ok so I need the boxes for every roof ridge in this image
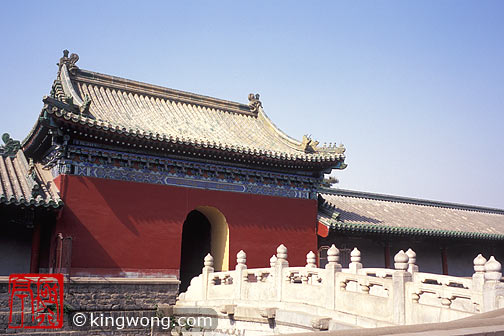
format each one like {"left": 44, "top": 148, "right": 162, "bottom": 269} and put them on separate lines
{"left": 319, "top": 187, "right": 504, "bottom": 215}
{"left": 71, "top": 68, "right": 256, "bottom": 116}
{"left": 55, "top": 49, "right": 256, "bottom": 116}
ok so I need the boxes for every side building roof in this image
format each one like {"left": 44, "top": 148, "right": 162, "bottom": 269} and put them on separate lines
{"left": 0, "top": 134, "right": 62, "bottom": 208}
{"left": 318, "top": 188, "right": 504, "bottom": 240}
{"left": 24, "top": 50, "right": 346, "bottom": 172}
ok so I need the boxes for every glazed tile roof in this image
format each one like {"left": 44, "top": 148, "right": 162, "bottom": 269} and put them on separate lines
{"left": 26, "top": 51, "right": 346, "bottom": 169}
{"left": 0, "top": 135, "right": 62, "bottom": 208}
{"left": 318, "top": 188, "right": 504, "bottom": 240}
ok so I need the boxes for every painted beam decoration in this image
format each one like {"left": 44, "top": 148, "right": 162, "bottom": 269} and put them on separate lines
{"left": 49, "top": 142, "right": 320, "bottom": 200}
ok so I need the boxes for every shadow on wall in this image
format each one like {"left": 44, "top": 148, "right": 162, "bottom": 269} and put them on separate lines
{"left": 62, "top": 175, "right": 183, "bottom": 275}
{"left": 57, "top": 205, "right": 121, "bottom": 276}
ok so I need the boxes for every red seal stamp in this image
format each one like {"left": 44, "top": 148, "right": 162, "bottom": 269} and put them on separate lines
{"left": 8, "top": 274, "right": 64, "bottom": 329}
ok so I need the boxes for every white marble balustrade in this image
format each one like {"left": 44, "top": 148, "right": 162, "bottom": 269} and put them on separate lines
{"left": 177, "top": 244, "right": 503, "bottom": 327}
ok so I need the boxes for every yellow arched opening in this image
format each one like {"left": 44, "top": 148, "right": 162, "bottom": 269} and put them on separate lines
{"left": 195, "top": 206, "right": 229, "bottom": 271}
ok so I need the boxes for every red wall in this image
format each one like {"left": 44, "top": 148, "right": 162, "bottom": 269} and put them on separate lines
{"left": 53, "top": 175, "right": 317, "bottom": 277}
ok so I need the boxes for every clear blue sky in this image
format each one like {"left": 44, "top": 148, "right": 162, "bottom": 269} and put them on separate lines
{"left": 1, "top": 1, "right": 503, "bottom": 208}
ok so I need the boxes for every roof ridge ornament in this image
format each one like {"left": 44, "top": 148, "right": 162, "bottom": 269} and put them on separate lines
{"left": 80, "top": 94, "right": 92, "bottom": 114}
{"left": 0, "top": 133, "right": 21, "bottom": 157}
{"left": 248, "top": 93, "right": 262, "bottom": 113}
{"left": 301, "top": 135, "right": 319, "bottom": 153}
{"left": 27, "top": 158, "right": 43, "bottom": 198}
{"left": 319, "top": 142, "right": 346, "bottom": 155}
{"left": 57, "top": 49, "right": 79, "bottom": 75}
{"left": 321, "top": 176, "right": 339, "bottom": 188}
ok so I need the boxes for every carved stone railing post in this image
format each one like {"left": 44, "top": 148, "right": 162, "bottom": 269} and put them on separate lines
{"left": 236, "top": 250, "right": 247, "bottom": 270}
{"left": 482, "top": 256, "right": 502, "bottom": 312}
{"left": 349, "top": 248, "right": 362, "bottom": 274}
{"left": 484, "top": 256, "right": 502, "bottom": 282}
{"left": 275, "top": 244, "right": 288, "bottom": 301}
{"left": 472, "top": 254, "right": 487, "bottom": 290}
{"left": 306, "top": 251, "right": 317, "bottom": 268}
{"left": 270, "top": 255, "right": 277, "bottom": 268}
{"left": 235, "top": 250, "right": 247, "bottom": 300}
{"left": 276, "top": 244, "right": 289, "bottom": 267}
{"left": 325, "top": 244, "right": 341, "bottom": 271}
{"left": 202, "top": 253, "right": 214, "bottom": 300}
{"left": 392, "top": 250, "right": 411, "bottom": 325}
{"left": 324, "top": 245, "right": 341, "bottom": 310}
{"left": 406, "top": 248, "right": 418, "bottom": 274}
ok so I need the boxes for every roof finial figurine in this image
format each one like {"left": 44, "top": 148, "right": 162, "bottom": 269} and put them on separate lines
{"left": 0, "top": 133, "right": 21, "bottom": 157}
{"left": 57, "top": 49, "right": 80, "bottom": 74}
{"left": 321, "top": 176, "right": 339, "bottom": 188}
{"left": 80, "top": 94, "right": 92, "bottom": 114}
{"left": 248, "top": 93, "right": 262, "bottom": 113}
{"left": 301, "top": 135, "right": 319, "bottom": 153}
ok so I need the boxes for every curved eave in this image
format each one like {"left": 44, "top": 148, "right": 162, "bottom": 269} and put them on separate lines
{"left": 258, "top": 108, "right": 306, "bottom": 151}
{"left": 43, "top": 101, "right": 347, "bottom": 171}
{"left": 22, "top": 117, "right": 44, "bottom": 153}
{"left": 21, "top": 110, "right": 56, "bottom": 160}
{"left": 320, "top": 218, "right": 504, "bottom": 241}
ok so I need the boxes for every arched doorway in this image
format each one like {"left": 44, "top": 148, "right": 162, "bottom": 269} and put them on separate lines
{"left": 179, "top": 207, "right": 229, "bottom": 292}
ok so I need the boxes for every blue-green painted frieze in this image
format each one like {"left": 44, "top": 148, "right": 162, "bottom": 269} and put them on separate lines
{"left": 50, "top": 144, "right": 319, "bottom": 200}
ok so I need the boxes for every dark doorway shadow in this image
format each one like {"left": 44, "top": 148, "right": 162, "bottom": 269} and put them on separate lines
{"left": 179, "top": 210, "right": 211, "bottom": 292}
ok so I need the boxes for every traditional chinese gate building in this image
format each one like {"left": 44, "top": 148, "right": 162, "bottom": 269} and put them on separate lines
{"left": 5, "top": 50, "right": 503, "bottom": 285}
{"left": 21, "top": 51, "right": 346, "bottom": 289}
